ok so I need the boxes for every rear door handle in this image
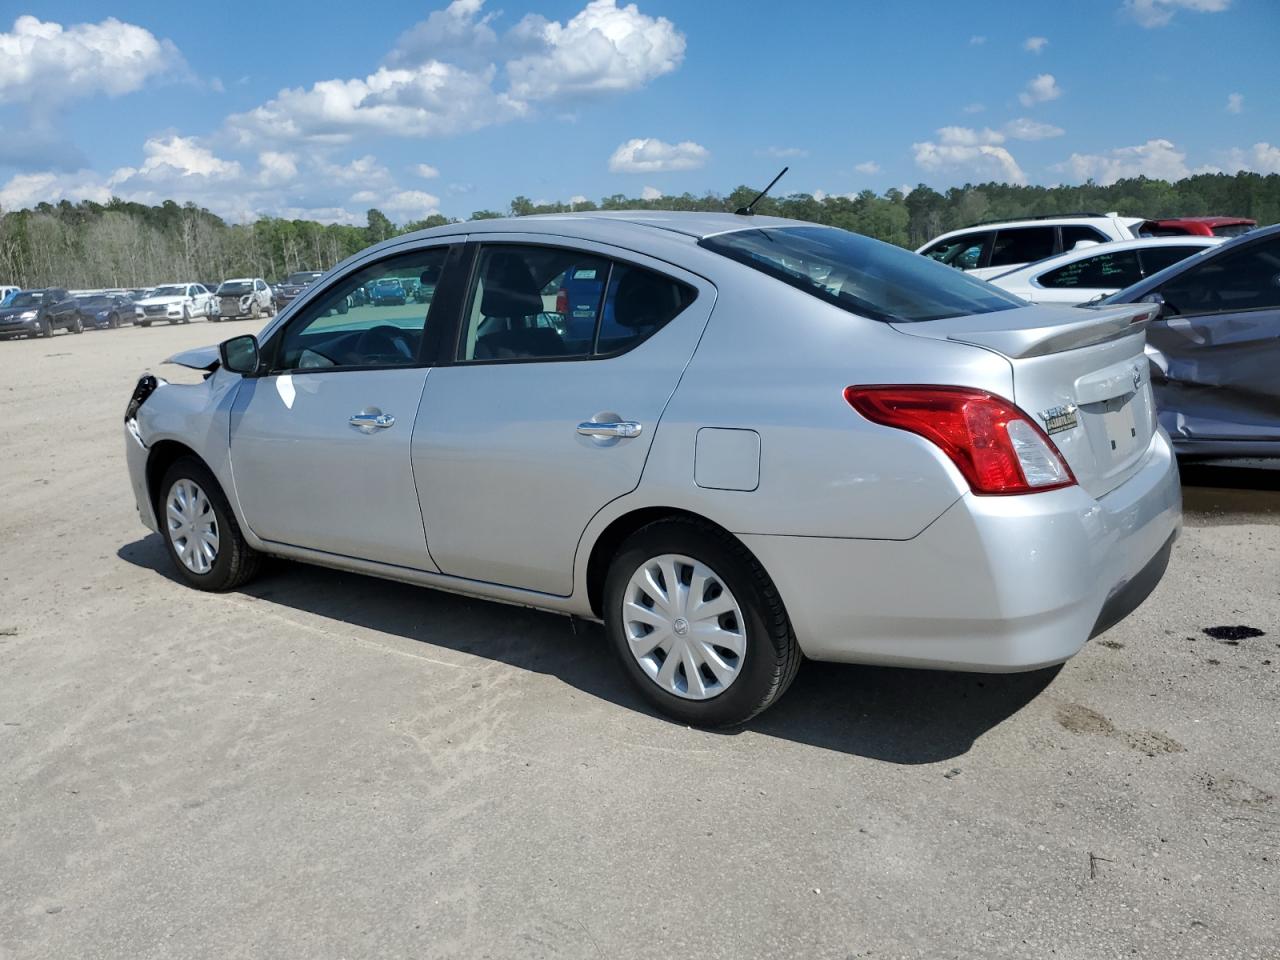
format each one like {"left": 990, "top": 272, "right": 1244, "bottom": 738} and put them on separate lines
{"left": 349, "top": 412, "right": 396, "bottom": 430}
{"left": 577, "top": 420, "right": 642, "bottom": 439}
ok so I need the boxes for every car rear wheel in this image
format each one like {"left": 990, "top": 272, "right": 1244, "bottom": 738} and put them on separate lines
{"left": 140, "top": 320, "right": 151, "bottom": 328}
{"left": 40, "top": 318, "right": 52, "bottom": 338}
{"left": 159, "top": 457, "right": 262, "bottom": 592}
{"left": 109, "top": 313, "right": 120, "bottom": 329}
{"left": 603, "top": 518, "right": 801, "bottom": 727}
{"left": 71, "top": 315, "right": 83, "bottom": 334}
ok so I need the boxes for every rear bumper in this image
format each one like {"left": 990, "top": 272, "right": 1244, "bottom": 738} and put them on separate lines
{"left": 743, "top": 430, "right": 1182, "bottom": 671}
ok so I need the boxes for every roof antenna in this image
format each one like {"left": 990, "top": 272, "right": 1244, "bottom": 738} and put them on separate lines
{"left": 734, "top": 166, "right": 789, "bottom": 216}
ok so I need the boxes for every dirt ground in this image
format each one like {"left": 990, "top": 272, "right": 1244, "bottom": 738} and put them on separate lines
{"left": 1, "top": 321, "right": 1277, "bottom": 960}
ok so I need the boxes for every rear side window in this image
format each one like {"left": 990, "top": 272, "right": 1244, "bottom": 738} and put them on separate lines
{"left": 1212, "top": 223, "right": 1254, "bottom": 238}
{"left": 701, "top": 226, "right": 1023, "bottom": 323}
{"left": 1061, "top": 225, "right": 1109, "bottom": 249}
{"left": 1138, "top": 246, "right": 1207, "bottom": 276}
{"left": 1039, "top": 250, "right": 1142, "bottom": 289}
{"left": 989, "top": 227, "right": 1056, "bottom": 268}
{"left": 459, "top": 245, "right": 695, "bottom": 362}
{"left": 922, "top": 232, "right": 990, "bottom": 270}
{"left": 1158, "top": 237, "right": 1280, "bottom": 316}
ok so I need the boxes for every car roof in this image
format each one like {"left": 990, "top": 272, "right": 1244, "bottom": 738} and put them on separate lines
{"left": 396, "top": 210, "right": 806, "bottom": 244}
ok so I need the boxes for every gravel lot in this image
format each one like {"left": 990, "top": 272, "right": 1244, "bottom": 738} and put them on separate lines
{"left": 1, "top": 321, "right": 1277, "bottom": 960}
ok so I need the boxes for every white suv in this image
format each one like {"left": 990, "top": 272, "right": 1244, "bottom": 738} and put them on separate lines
{"left": 212, "top": 278, "right": 274, "bottom": 321}
{"left": 917, "top": 213, "right": 1147, "bottom": 280}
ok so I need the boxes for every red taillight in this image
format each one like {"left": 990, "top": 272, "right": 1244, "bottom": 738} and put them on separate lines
{"left": 843, "top": 385, "right": 1076, "bottom": 496}
{"left": 555, "top": 288, "right": 569, "bottom": 314}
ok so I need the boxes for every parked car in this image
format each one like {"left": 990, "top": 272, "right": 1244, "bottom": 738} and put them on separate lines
{"left": 213, "top": 278, "right": 275, "bottom": 322}
{"left": 135, "top": 283, "right": 215, "bottom": 326}
{"left": 0, "top": 288, "right": 83, "bottom": 337}
{"left": 918, "top": 212, "right": 1147, "bottom": 280}
{"left": 123, "top": 212, "right": 1180, "bottom": 726}
{"left": 0, "top": 285, "right": 20, "bottom": 305}
{"left": 368, "top": 277, "right": 407, "bottom": 305}
{"left": 272, "top": 271, "right": 324, "bottom": 310}
{"left": 1142, "top": 216, "right": 1256, "bottom": 239}
{"left": 1101, "top": 222, "right": 1280, "bottom": 459}
{"left": 72, "top": 292, "right": 138, "bottom": 329}
{"left": 987, "top": 237, "right": 1221, "bottom": 305}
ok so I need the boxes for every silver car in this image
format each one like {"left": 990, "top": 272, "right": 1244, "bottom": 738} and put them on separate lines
{"left": 123, "top": 212, "right": 1182, "bottom": 726}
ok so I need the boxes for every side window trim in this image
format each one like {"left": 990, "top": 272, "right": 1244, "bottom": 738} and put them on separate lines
{"left": 260, "top": 241, "right": 464, "bottom": 375}
{"left": 445, "top": 238, "right": 698, "bottom": 367}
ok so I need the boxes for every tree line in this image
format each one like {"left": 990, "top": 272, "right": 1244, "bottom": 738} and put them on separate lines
{"left": 1, "top": 171, "right": 1276, "bottom": 290}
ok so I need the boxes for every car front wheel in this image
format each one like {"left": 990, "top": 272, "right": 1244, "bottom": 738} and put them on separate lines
{"left": 603, "top": 518, "right": 801, "bottom": 727}
{"left": 159, "top": 457, "right": 261, "bottom": 592}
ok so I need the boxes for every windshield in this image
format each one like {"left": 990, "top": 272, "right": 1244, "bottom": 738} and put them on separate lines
{"left": 79, "top": 295, "right": 115, "bottom": 307}
{"left": 10, "top": 292, "right": 46, "bottom": 307}
{"left": 217, "top": 281, "right": 253, "bottom": 295}
{"left": 700, "top": 226, "right": 1024, "bottom": 322}
{"left": 151, "top": 285, "right": 185, "bottom": 297}
{"left": 285, "top": 272, "right": 322, "bottom": 285}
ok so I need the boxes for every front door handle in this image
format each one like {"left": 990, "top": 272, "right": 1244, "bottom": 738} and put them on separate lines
{"left": 349, "top": 412, "right": 396, "bottom": 431}
{"left": 577, "top": 420, "right": 642, "bottom": 439}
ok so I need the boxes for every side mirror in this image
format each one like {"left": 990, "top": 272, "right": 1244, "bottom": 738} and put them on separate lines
{"left": 1139, "top": 291, "right": 1171, "bottom": 319}
{"left": 220, "top": 334, "right": 261, "bottom": 376}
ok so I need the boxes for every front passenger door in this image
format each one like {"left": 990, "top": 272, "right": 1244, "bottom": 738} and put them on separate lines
{"left": 229, "top": 243, "right": 461, "bottom": 569}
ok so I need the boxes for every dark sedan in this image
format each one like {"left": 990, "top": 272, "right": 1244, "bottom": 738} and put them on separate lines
{"left": 1103, "top": 222, "right": 1280, "bottom": 459}
{"left": 73, "top": 293, "right": 137, "bottom": 329}
{"left": 0, "top": 288, "right": 83, "bottom": 338}
{"left": 272, "top": 270, "right": 324, "bottom": 310}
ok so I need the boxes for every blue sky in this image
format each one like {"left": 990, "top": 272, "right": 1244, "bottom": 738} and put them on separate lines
{"left": 1, "top": 0, "right": 1276, "bottom": 224}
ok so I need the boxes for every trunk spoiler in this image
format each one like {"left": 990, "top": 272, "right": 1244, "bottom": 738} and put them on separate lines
{"left": 164, "top": 345, "right": 221, "bottom": 372}
{"left": 892, "top": 303, "right": 1156, "bottom": 360}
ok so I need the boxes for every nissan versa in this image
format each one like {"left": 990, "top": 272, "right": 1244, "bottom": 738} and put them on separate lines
{"left": 123, "top": 212, "right": 1182, "bottom": 726}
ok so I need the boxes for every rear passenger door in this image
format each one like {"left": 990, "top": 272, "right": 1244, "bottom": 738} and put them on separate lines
{"left": 413, "top": 237, "right": 715, "bottom": 596}
{"left": 974, "top": 226, "right": 1057, "bottom": 279}
{"left": 1031, "top": 249, "right": 1143, "bottom": 304}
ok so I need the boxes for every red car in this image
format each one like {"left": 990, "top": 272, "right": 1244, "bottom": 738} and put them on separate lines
{"left": 1143, "top": 216, "right": 1256, "bottom": 238}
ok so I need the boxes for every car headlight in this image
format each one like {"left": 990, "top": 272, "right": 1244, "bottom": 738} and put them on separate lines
{"left": 19, "top": 310, "right": 37, "bottom": 319}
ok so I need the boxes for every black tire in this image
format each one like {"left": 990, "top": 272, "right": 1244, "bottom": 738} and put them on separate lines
{"left": 603, "top": 518, "right": 801, "bottom": 727}
{"left": 71, "top": 315, "right": 83, "bottom": 334}
{"left": 181, "top": 306, "right": 191, "bottom": 324}
{"left": 40, "top": 318, "right": 52, "bottom": 338}
{"left": 140, "top": 320, "right": 151, "bottom": 328}
{"left": 109, "top": 313, "right": 120, "bottom": 329}
{"left": 157, "top": 456, "right": 262, "bottom": 592}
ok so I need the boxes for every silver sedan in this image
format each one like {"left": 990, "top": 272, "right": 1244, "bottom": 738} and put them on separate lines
{"left": 123, "top": 212, "right": 1182, "bottom": 726}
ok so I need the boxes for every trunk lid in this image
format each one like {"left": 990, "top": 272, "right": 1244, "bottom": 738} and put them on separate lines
{"left": 892, "top": 303, "right": 1159, "bottom": 498}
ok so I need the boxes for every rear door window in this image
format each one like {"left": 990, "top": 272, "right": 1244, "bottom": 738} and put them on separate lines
{"left": 1060, "top": 225, "right": 1109, "bottom": 250}
{"left": 1039, "top": 250, "right": 1142, "bottom": 289}
{"left": 989, "top": 227, "right": 1056, "bottom": 268}
{"left": 922, "top": 232, "right": 990, "bottom": 270}
{"left": 1158, "top": 237, "right": 1280, "bottom": 317}
{"left": 1139, "top": 246, "right": 1208, "bottom": 277}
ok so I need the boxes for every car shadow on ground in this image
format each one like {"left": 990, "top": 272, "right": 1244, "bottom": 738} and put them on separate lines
{"left": 1179, "top": 460, "right": 1280, "bottom": 522}
{"left": 119, "top": 533, "right": 1056, "bottom": 764}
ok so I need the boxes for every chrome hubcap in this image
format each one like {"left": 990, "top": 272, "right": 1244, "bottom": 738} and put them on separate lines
{"left": 166, "top": 479, "right": 219, "bottom": 574}
{"left": 622, "top": 553, "right": 745, "bottom": 700}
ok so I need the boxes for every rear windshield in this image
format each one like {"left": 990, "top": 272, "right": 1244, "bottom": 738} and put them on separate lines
{"left": 1212, "top": 223, "right": 1254, "bottom": 238}
{"left": 217, "top": 281, "right": 253, "bottom": 295}
{"left": 699, "top": 226, "right": 1023, "bottom": 322}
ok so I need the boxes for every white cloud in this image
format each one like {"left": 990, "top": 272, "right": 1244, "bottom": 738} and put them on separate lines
{"left": 854, "top": 161, "right": 880, "bottom": 175}
{"left": 506, "top": 0, "right": 685, "bottom": 101}
{"left": 913, "top": 132, "right": 1026, "bottom": 185}
{"left": 226, "top": 62, "right": 526, "bottom": 145}
{"left": 1024, "top": 36, "right": 1049, "bottom": 53}
{"left": 225, "top": 1, "right": 685, "bottom": 148}
{"left": 938, "top": 126, "right": 1005, "bottom": 146}
{"left": 123, "top": 135, "right": 242, "bottom": 180}
{"left": 969, "top": 35, "right": 986, "bottom": 45}
{"left": 1218, "top": 142, "right": 1280, "bottom": 175}
{"left": 1004, "top": 117, "right": 1065, "bottom": 140}
{"left": 1055, "top": 138, "right": 1190, "bottom": 184}
{"left": 569, "top": 193, "right": 589, "bottom": 204}
{"left": 1124, "top": 0, "right": 1231, "bottom": 29}
{"left": 962, "top": 102, "right": 986, "bottom": 114}
{"left": 0, "top": 170, "right": 111, "bottom": 209}
{"left": 258, "top": 151, "right": 298, "bottom": 185}
{"left": 1018, "top": 73, "right": 1062, "bottom": 107}
{"left": 1226, "top": 92, "right": 1243, "bottom": 114}
{"left": 640, "top": 185, "right": 662, "bottom": 200}
{"left": 608, "top": 137, "right": 708, "bottom": 173}
{"left": 413, "top": 163, "right": 441, "bottom": 178}
{"left": 0, "top": 14, "right": 182, "bottom": 105}
{"left": 381, "top": 190, "right": 443, "bottom": 219}
{"left": 757, "top": 146, "right": 808, "bottom": 159}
